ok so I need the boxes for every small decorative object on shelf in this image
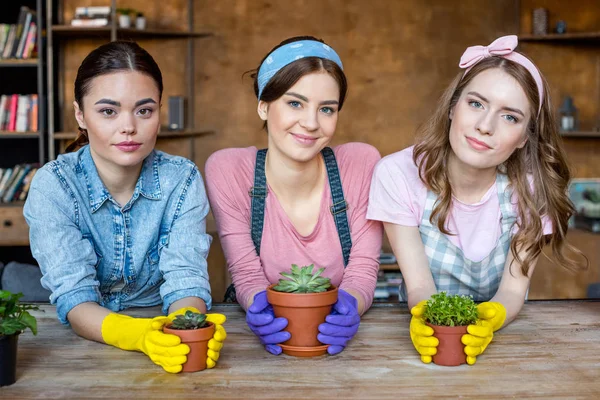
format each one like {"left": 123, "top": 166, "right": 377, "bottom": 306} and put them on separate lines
{"left": 569, "top": 179, "right": 600, "bottom": 233}
{"left": 555, "top": 20, "right": 567, "bottom": 34}
{"left": 116, "top": 8, "right": 133, "bottom": 28}
{"left": 135, "top": 12, "right": 146, "bottom": 30}
{"left": 532, "top": 8, "right": 548, "bottom": 35}
{"left": 558, "top": 96, "right": 578, "bottom": 132}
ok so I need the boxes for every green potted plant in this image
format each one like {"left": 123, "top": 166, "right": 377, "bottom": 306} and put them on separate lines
{"left": 266, "top": 264, "right": 338, "bottom": 357}
{"left": 422, "top": 292, "right": 479, "bottom": 366}
{"left": 0, "top": 290, "right": 39, "bottom": 386}
{"left": 116, "top": 8, "right": 134, "bottom": 28}
{"left": 163, "top": 310, "right": 215, "bottom": 372}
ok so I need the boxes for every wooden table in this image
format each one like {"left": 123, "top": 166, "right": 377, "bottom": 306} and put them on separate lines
{"left": 2, "top": 302, "right": 599, "bottom": 399}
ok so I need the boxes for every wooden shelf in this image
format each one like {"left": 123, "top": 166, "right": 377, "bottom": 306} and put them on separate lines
{"left": 0, "top": 131, "right": 40, "bottom": 139}
{"left": 0, "top": 201, "right": 25, "bottom": 208}
{"left": 520, "top": 32, "right": 600, "bottom": 42}
{"left": 51, "top": 25, "right": 213, "bottom": 39}
{"left": 158, "top": 129, "right": 215, "bottom": 138}
{"left": 0, "top": 59, "right": 38, "bottom": 67}
{"left": 54, "top": 129, "right": 215, "bottom": 140}
{"left": 560, "top": 130, "right": 600, "bottom": 138}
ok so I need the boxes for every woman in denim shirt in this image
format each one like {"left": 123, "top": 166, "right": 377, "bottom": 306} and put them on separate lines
{"left": 24, "top": 41, "right": 226, "bottom": 373}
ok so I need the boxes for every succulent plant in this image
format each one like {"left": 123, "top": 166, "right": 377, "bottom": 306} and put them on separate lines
{"left": 422, "top": 292, "right": 479, "bottom": 327}
{"left": 272, "top": 264, "right": 332, "bottom": 293}
{"left": 169, "top": 310, "right": 209, "bottom": 330}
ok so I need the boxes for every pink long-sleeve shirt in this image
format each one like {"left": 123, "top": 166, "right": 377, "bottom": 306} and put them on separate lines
{"left": 205, "top": 143, "right": 383, "bottom": 310}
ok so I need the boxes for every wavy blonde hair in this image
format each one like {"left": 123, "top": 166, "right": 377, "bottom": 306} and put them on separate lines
{"left": 413, "top": 56, "right": 586, "bottom": 276}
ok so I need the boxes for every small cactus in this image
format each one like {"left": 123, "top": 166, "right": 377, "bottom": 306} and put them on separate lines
{"left": 272, "top": 264, "right": 332, "bottom": 294}
{"left": 169, "top": 310, "right": 209, "bottom": 330}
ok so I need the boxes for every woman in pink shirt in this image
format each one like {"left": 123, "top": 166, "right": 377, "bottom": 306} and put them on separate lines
{"left": 368, "top": 36, "right": 585, "bottom": 365}
{"left": 205, "top": 36, "right": 382, "bottom": 355}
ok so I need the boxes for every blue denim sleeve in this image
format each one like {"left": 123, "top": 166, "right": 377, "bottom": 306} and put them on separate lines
{"left": 23, "top": 168, "right": 102, "bottom": 325}
{"left": 159, "top": 166, "right": 213, "bottom": 313}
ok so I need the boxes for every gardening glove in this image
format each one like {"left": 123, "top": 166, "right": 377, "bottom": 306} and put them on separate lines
{"left": 462, "top": 302, "right": 507, "bottom": 365}
{"left": 101, "top": 313, "right": 189, "bottom": 374}
{"left": 167, "top": 307, "right": 227, "bottom": 369}
{"left": 246, "top": 290, "right": 291, "bottom": 355}
{"left": 409, "top": 300, "right": 439, "bottom": 364}
{"left": 317, "top": 289, "right": 360, "bottom": 355}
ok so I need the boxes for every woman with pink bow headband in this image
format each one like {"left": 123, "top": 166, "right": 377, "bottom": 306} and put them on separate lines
{"left": 367, "top": 35, "right": 585, "bottom": 364}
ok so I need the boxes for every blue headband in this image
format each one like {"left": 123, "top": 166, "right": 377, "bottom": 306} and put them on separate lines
{"left": 257, "top": 40, "right": 344, "bottom": 100}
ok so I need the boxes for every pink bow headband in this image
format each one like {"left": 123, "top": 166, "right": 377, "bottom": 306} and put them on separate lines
{"left": 459, "top": 35, "right": 544, "bottom": 115}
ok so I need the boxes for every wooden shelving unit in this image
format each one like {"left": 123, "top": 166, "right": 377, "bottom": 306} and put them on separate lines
{"left": 520, "top": 31, "right": 600, "bottom": 42}
{"left": 0, "top": 58, "right": 39, "bottom": 66}
{"left": 559, "top": 130, "right": 600, "bottom": 138}
{"left": 50, "top": 25, "right": 212, "bottom": 38}
{"left": 47, "top": 0, "right": 213, "bottom": 160}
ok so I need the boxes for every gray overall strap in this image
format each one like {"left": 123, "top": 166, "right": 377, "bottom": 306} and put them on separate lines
{"left": 249, "top": 149, "right": 268, "bottom": 255}
{"left": 321, "top": 147, "right": 352, "bottom": 266}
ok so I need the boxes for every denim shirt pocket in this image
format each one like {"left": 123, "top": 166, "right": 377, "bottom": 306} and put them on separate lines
{"left": 146, "top": 232, "right": 170, "bottom": 286}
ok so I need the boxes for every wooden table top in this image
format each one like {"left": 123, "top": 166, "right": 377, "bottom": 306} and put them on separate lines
{"left": 2, "top": 301, "right": 599, "bottom": 399}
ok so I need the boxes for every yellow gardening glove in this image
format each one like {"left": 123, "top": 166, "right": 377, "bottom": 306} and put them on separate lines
{"left": 101, "top": 313, "right": 189, "bottom": 373}
{"left": 409, "top": 300, "right": 439, "bottom": 364}
{"left": 167, "top": 307, "right": 227, "bottom": 369}
{"left": 462, "top": 302, "right": 507, "bottom": 365}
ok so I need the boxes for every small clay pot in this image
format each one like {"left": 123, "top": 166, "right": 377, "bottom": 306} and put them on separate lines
{"left": 426, "top": 323, "right": 468, "bottom": 366}
{"left": 267, "top": 284, "right": 338, "bottom": 356}
{"left": 163, "top": 322, "right": 215, "bottom": 372}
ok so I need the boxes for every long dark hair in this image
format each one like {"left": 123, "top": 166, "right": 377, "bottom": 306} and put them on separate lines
{"left": 246, "top": 36, "right": 347, "bottom": 129}
{"left": 67, "top": 41, "right": 163, "bottom": 152}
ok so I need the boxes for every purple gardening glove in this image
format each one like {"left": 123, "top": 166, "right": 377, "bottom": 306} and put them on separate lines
{"left": 317, "top": 289, "right": 360, "bottom": 355}
{"left": 246, "top": 290, "right": 291, "bottom": 355}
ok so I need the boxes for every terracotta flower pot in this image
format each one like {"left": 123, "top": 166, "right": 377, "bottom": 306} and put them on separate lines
{"left": 266, "top": 283, "right": 338, "bottom": 357}
{"left": 426, "top": 323, "right": 468, "bottom": 366}
{"left": 0, "top": 334, "right": 18, "bottom": 386}
{"left": 163, "top": 322, "right": 215, "bottom": 372}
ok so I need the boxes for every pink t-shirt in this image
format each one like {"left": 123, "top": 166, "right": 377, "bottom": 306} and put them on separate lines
{"left": 367, "top": 146, "right": 551, "bottom": 262}
{"left": 205, "top": 143, "right": 383, "bottom": 309}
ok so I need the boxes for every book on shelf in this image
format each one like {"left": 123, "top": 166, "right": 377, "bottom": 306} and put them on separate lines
{"left": 0, "top": 164, "right": 37, "bottom": 203}
{"left": 0, "top": 6, "right": 38, "bottom": 60}
{"left": 0, "top": 94, "right": 38, "bottom": 133}
{"left": 71, "top": 6, "right": 111, "bottom": 27}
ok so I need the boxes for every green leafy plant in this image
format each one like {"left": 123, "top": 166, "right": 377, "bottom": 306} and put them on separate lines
{"left": 422, "top": 292, "right": 478, "bottom": 327}
{"left": 0, "top": 290, "right": 40, "bottom": 336}
{"left": 169, "top": 310, "right": 209, "bottom": 330}
{"left": 116, "top": 8, "right": 135, "bottom": 16}
{"left": 272, "top": 264, "right": 332, "bottom": 293}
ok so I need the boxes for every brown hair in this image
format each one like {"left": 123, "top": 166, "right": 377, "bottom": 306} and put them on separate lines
{"left": 246, "top": 36, "right": 347, "bottom": 129}
{"left": 413, "top": 56, "right": 586, "bottom": 276}
{"left": 66, "top": 41, "right": 163, "bottom": 152}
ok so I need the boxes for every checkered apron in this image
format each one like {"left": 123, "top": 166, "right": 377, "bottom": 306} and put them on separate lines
{"left": 399, "top": 173, "right": 516, "bottom": 301}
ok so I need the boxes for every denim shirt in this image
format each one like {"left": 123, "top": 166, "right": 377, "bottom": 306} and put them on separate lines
{"left": 24, "top": 145, "right": 213, "bottom": 324}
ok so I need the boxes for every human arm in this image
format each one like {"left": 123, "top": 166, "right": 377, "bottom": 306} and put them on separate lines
{"left": 462, "top": 247, "right": 539, "bottom": 364}
{"left": 205, "top": 150, "right": 271, "bottom": 309}
{"left": 384, "top": 223, "right": 437, "bottom": 309}
{"left": 158, "top": 165, "right": 212, "bottom": 314}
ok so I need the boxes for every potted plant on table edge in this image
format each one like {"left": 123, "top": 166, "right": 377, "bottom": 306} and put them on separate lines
{"left": 267, "top": 264, "right": 338, "bottom": 357}
{"left": 422, "top": 291, "right": 479, "bottom": 366}
{"left": 163, "top": 310, "right": 215, "bottom": 372}
{"left": 0, "top": 290, "right": 39, "bottom": 386}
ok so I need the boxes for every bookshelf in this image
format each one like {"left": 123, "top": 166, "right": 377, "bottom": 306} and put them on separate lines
{"left": 46, "top": 0, "right": 214, "bottom": 160}
{"left": 0, "top": 0, "right": 46, "bottom": 252}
